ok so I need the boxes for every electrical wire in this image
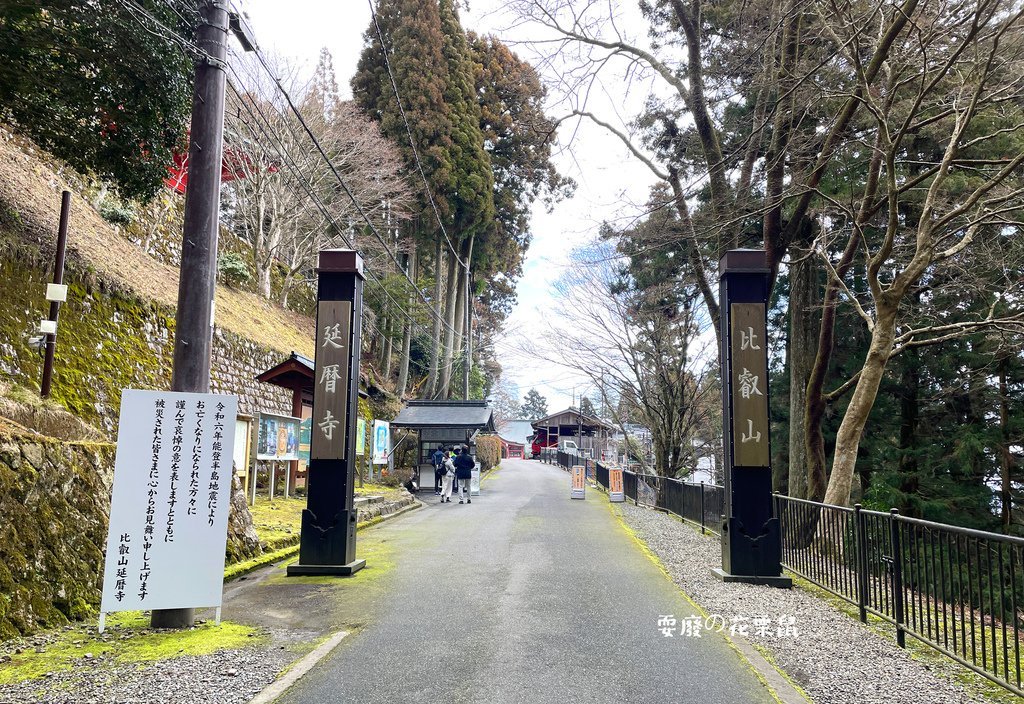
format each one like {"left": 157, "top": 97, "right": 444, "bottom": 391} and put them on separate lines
{"left": 121, "top": 0, "right": 485, "bottom": 379}
{"left": 243, "top": 45, "right": 466, "bottom": 340}
{"left": 365, "top": 0, "right": 468, "bottom": 272}
{"left": 136, "top": 0, "right": 453, "bottom": 333}
{"left": 221, "top": 75, "right": 475, "bottom": 376}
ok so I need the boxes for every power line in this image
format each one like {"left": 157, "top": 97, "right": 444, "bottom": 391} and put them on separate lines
{"left": 365, "top": 0, "right": 467, "bottom": 271}
{"left": 240, "top": 42, "right": 468, "bottom": 344}
{"left": 133, "top": 0, "right": 463, "bottom": 340}
{"left": 116, "top": 0, "right": 432, "bottom": 369}
{"left": 221, "top": 74, "right": 470, "bottom": 377}
{"left": 122, "top": 0, "right": 485, "bottom": 381}
{"left": 222, "top": 75, "right": 437, "bottom": 343}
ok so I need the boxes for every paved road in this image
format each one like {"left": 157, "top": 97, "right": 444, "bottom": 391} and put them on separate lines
{"left": 276, "top": 459, "right": 776, "bottom": 704}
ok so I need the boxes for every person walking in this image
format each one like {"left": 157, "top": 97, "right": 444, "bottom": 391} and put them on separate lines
{"left": 431, "top": 444, "right": 446, "bottom": 495}
{"left": 454, "top": 444, "right": 475, "bottom": 504}
{"left": 439, "top": 447, "right": 455, "bottom": 503}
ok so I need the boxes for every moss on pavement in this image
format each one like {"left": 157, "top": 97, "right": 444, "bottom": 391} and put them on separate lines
{"left": 0, "top": 612, "right": 262, "bottom": 685}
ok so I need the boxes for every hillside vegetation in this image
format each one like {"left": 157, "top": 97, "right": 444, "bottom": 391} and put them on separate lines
{"left": 0, "top": 127, "right": 314, "bottom": 358}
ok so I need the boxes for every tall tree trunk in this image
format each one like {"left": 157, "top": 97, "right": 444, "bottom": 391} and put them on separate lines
{"left": 381, "top": 313, "right": 393, "bottom": 379}
{"left": 823, "top": 309, "right": 897, "bottom": 506}
{"left": 397, "top": 247, "right": 416, "bottom": 398}
{"left": 451, "top": 258, "right": 467, "bottom": 388}
{"left": 258, "top": 264, "right": 272, "bottom": 299}
{"left": 787, "top": 253, "right": 819, "bottom": 497}
{"left": 438, "top": 245, "right": 461, "bottom": 399}
{"left": 440, "top": 235, "right": 474, "bottom": 399}
{"left": 896, "top": 350, "right": 920, "bottom": 515}
{"left": 426, "top": 237, "right": 443, "bottom": 397}
{"left": 804, "top": 143, "right": 883, "bottom": 503}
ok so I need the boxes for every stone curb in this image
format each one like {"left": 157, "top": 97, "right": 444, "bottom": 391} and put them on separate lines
{"left": 247, "top": 630, "right": 350, "bottom": 704}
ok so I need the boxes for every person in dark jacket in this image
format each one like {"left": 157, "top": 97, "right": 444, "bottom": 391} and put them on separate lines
{"left": 453, "top": 444, "right": 475, "bottom": 504}
{"left": 431, "top": 445, "right": 446, "bottom": 495}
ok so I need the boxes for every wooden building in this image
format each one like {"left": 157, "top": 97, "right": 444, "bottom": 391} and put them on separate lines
{"left": 530, "top": 407, "right": 616, "bottom": 460}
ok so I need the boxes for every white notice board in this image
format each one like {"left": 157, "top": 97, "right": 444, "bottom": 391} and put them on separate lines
{"left": 100, "top": 389, "right": 238, "bottom": 613}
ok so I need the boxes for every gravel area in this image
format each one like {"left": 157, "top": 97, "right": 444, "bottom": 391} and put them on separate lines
{"left": 0, "top": 629, "right": 294, "bottom": 704}
{"left": 618, "top": 502, "right": 989, "bottom": 704}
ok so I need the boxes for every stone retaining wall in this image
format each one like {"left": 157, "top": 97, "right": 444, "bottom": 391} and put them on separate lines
{"left": 0, "top": 258, "right": 292, "bottom": 437}
{"left": 356, "top": 493, "right": 416, "bottom": 522}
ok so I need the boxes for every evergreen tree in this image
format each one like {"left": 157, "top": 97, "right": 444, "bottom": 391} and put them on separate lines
{"left": 437, "top": 0, "right": 494, "bottom": 242}
{"left": 520, "top": 389, "right": 548, "bottom": 419}
{"left": 352, "top": 0, "right": 454, "bottom": 232}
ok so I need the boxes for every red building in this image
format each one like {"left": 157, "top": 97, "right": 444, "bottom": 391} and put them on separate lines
{"left": 500, "top": 437, "right": 525, "bottom": 459}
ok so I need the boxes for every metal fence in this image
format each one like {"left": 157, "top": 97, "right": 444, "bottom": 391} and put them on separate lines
{"left": 535, "top": 449, "right": 1024, "bottom": 695}
{"left": 538, "top": 449, "right": 724, "bottom": 534}
{"left": 775, "top": 494, "right": 1024, "bottom": 696}
{"left": 621, "top": 471, "right": 724, "bottom": 535}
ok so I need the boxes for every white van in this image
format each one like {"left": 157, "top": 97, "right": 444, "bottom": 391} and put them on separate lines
{"left": 559, "top": 440, "right": 592, "bottom": 458}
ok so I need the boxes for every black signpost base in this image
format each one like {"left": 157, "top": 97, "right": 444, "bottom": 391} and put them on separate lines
{"left": 711, "top": 569, "right": 792, "bottom": 588}
{"left": 287, "top": 506, "right": 365, "bottom": 576}
{"left": 288, "top": 560, "right": 366, "bottom": 577}
{"left": 712, "top": 516, "right": 792, "bottom": 588}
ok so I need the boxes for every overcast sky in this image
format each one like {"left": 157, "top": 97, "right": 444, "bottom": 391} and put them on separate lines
{"left": 238, "top": 0, "right": 658, "bottom": 413}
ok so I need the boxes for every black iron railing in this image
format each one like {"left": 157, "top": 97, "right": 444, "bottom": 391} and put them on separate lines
{"left": 619, "top": 470, "right": 723, "bottom": 536}
{"left": 775, "top": 493, "right": 1024, "bottom": 696}
{"left": 535, "top": 451, "right": 1023, "bottom": 695}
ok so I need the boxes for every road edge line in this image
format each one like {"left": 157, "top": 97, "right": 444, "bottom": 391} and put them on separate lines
{"left": 605, "top": 501, "right": 812, "bottom": 704}
{"left": 248, "top": 630, "right": 350, "bottom": 704}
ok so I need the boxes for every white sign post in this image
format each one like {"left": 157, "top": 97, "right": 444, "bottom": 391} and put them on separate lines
{"left": 470, "top": 461, "right": 481, "bottom": 496}
{"left": 99, "top": 389, "right": 238, "bottom": 631}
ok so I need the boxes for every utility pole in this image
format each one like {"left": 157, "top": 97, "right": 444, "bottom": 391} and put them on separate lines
{"left": 40, "top": 190, "right": 71, "bottom": 398}
{"left": 152, "top": 0, "right": 229, "bottom": 631}
{"left": 577, "top": 398, "right": 583, "bottom": 457}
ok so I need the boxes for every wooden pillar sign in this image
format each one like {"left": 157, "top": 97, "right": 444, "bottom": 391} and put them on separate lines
{"left": 311, "top": 301, "right": 351, "bottom": 462}
{"left": 288, "top": 250, "right": 366, "bottom": 577}
{"left": 712, "top": 250, "right": 791, "bottom": 588}
{"left": 609, "top": 468, "right": 624, "bottom": 503}
{"left": 731, "top": 303, "right": 770, "bottom": 468}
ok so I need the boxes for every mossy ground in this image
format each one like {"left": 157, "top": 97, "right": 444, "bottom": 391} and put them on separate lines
{"left": 355, "top": 481, "right": 412, "bottom": 502}
{"left": 263, "top": 518, "right": 401, "bottom": 589}
{"left": 0, "top": 612, "right": 263, "bottom": 685}
{"left": 248, "top": 484, "right": 408, "bottom": 551}
{"left": 224, "top": 498, "right": 418, "bottom": 583}
{"left": 0, "top": 132, "right": 315, "bottom": 360}
{"left": 249, "top": 496, "right": 305, "bottom": 552}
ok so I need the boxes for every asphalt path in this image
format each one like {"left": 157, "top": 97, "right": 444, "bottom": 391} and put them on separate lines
{"left": 275, "top": 458, "right": 776, "bottom": 704}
